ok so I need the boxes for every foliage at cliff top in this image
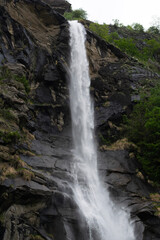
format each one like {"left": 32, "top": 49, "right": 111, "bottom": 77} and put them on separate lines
{"left": 89, "top": 21, "right": 160, "bottom": 74}
{"left": 124, "top": 86, "right": 160, "bottom": 183}
{"left": 64, "top": 8, "right": 87, "bottom": 20}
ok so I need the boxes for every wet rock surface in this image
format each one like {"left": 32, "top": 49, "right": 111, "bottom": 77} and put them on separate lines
{"left": 0, "top": 0, "right": 160, "bottom": 239}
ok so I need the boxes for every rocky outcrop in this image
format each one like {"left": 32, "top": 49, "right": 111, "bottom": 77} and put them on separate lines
{"left": 42, "top": 0, "right": 71, "bottom": 14}
{"left": 0, "top": 0, "right": 160, "bottom": 239}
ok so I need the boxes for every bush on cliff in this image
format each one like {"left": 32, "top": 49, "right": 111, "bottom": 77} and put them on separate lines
{"left": 0, "top": 66, "right": 30, "bottom": 94}
{"left": 142, "top": 39, "right": 160, "bottom": 61}
{"left": 114, "top": 38, "right": 139, "bottom": 57}
{"left": 147, "top": 26, "right": 160, "bottom": 34}
{"left": 132, "top": 23, "right": 144, "bottom": 32}
{"left": 125, "top": 87, "right": 160, "bottom": 183}
{"left": 64, "top": 8, "right": 87, "bottom": 20}
{"left": 89, "top": 23, "right": 109, "bottom": 41}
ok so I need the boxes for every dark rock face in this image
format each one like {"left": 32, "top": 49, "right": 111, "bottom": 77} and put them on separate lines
{"left": 0, "top": 1, "right": 160, "bottom": 240}
{"left": 42, "top": 0, "right": 71, "bottom": 14}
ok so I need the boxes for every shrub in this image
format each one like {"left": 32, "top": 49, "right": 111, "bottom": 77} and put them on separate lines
{"left": 114, "top": 38, "right": 139, "bottom": 57}
{"left": 147, "top": 26, "right": 160, "bottom": 34}
{"left": 127, "top": 25, "right": 134, "bottom": 31}
{"left": 14, "top": 75, "right": 30, "bottom": 93}
{"left": 64, "top": 8, "right": 87, "bottom": 20}
{"left": 132, "top": 23, "right": 144, "bottom": 32}
{"left": 0, "top": 67, "right": 30, "bottom": 93}
{"left": 112, "top": 19, "right": 123, "bottom": 27}
{"left": 108, "top": 32, "right": 120, "bottom": 43}
{"left": 0, "top": 131, "right": 21, "bottom": 144}
{"left": 89, "top": 23, "right": 109, "bottom": 42}
{"left": 0, "top": 109, "right": 16, "bottom": 122}
{"left": 141, "top": 39, "right": 160, "bottom": 61}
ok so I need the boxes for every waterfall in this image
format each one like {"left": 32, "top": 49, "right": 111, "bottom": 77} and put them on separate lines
{"left": 69, "top": 20, "right": 135, "bottom": 240}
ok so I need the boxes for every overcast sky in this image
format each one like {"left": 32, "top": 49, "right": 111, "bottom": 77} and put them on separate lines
{"left": 68, "top": 0, "right": 160, "bottom": 29}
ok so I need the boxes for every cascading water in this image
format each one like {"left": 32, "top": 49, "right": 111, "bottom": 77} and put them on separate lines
{"left": 69, "top": 20, "right": 135, "bottom": 240}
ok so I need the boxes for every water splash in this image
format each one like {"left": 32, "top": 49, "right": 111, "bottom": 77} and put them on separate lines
{"left": 69, "top": 20, "right": 135, "bottom": 240}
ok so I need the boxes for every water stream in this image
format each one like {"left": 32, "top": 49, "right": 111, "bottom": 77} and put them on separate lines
{"left": 69, "top": 20, "right": 135, "bottom": 240}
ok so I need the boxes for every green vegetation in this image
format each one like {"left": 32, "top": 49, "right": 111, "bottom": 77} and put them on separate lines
{"left": 131, "top": 23, "right": 144, "bottom": 32}
{"left": 89, "top": 22, "right": 141, "bottom": 58}
{"left": 89, "top": 21, "right": 160, "bottom": 72}
{"left": 89, "top": 23, "right": 109, "bottom": 41}
{"left": 64, "top": 8, "right": 87, "bottom": 20}
{"left": 142, "top": 39, "right": 160, "bottom": 61}
{"left": 63, "top": 9, "right": 160, "bottom": 70}
{"left": 14, "top": 75, "right": 30, "bottom": 93}
{"left": 112, "top": 19, "right": 123, "bottom": 27}
{"left": 0, "top": 109, "right": 17, "bottom": 122}
{"left": 124, "top": 86, "right": 160, "bottom": 183}
{"left": 147, "top": 26, "right": 160, "bottom": 34}
{"left": 114, "top": 38, "right": 139, "bottom": 57}
{"left": 0, "top": 131, "right": 21, "bottom": 144}
{"left": 99, "top": 133, "right": 111, "bottom": 145}
{"left": 0, "top": 66, "right": 30, "bottom": 93}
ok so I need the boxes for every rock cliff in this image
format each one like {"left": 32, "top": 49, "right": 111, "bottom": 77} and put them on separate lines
{"left": 0, "top": 0, "right": 160, "bottom": 240}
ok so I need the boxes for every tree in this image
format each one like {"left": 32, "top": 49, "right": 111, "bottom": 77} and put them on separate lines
{"left": 132, "top": 23, "right": 144, "bottom": 32}
{"left": 64, "top": 8, "right": 87, "bottom": 20}
{"left": 147, "top": 26, "right": 160, "bottom": 35}
{"left": 112, "top": 19, "right": 123, "bottom": 27}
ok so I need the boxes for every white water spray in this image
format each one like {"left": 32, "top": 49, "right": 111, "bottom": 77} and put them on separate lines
{"left": 69, "top": 20, "right": 135, "bottom": 240}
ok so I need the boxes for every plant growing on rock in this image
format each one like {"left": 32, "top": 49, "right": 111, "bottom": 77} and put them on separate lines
{"left": 107, "top": 31, "right": 120, "bottom": 43}
{"left": 14, "top": 75, "right": 30, "bottom": 93}
{"left": 64, "top": 8, "right": 87, "bottom": 20}
{"left": 132, "top": 23, "right": 144, "bottom": 32}
{"left": 142, "top": 39, "right": 160, "bottom": 61}
{"left": 0, "top": 66, "right": 30, "bottom": 93}
{"left": 147, "top": 26, "right": 160, "bottom": 35}
{"left": 89, "top": 23, "right": 109, "bottom": 42}
{"left": 112, "top": 19, "right": 123, "bottom": 27}
{"left": 0, "top": 131, "right": 21, "bottom": 144}
{"left": 0, "top": 109, "right": 17, "bottom": 122}
{"left": 114, "top": 38, "right": 139, "bottom": 57}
